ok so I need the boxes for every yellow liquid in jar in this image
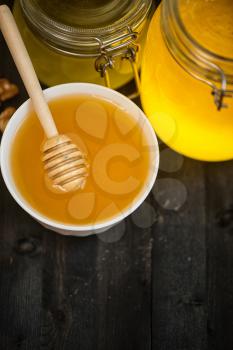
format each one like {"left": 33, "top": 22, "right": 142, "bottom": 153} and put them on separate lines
{"left": 141, "top": 1, "right": 233, "bottom": 161}
{"left": 13, "top": 0, "right": 147, "bottom": 89}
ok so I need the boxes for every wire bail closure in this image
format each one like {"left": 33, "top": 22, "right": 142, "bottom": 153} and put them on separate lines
{"left": 212, "top": 87, "right": 233, "bottom": 111}
{"left": 205, "top": 60, "right": 233, "bottom": 110}
{"left": 95, "top": 27, "right": 141, "bottom": 99}
{"left": 210, "top": 66, "right": 233, "bottom": 110}
{"left": 187, "top": 57, "right": 233, "bottom": 111}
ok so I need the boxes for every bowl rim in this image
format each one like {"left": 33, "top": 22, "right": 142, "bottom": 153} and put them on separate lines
{"left": 0, "top": 82, "right": 159, "bottom": 232}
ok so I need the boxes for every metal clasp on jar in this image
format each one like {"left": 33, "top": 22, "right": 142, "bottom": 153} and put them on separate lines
{"left": 210, "top": 64, "right": 233, "bottom": 110}
{"left": 203, "top": 61, "right": 233, "bottom": 110}
{"left": 94, "top": 26, "right": 141, "bottom": 99}
{"left": 188, "top": 58, "right": 233, "bottom": 111}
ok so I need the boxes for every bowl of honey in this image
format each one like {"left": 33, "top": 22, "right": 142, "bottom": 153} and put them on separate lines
{"left": 0, "top": 83, "right": 159, "bottom": 236}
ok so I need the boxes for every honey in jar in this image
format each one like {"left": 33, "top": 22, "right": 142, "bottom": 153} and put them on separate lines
{"left": 13, "top": 0, "right": 153, "bottom": 90}
{"left": 141, "top": 0, "right": 233, "bottom": 161}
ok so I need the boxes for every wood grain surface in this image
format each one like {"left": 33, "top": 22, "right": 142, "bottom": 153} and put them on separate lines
{"left": 0, "top": 1, "right": 233, "bottom": 349}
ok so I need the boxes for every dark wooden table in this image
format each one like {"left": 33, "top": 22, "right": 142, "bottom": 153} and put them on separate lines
{"left": 1, "top": 1, "right": 233, "bottom": 349}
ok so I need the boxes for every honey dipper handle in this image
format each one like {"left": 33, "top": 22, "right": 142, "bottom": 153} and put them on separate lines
{"left": 0, "top": 5, "right": 58, "bottom": 138}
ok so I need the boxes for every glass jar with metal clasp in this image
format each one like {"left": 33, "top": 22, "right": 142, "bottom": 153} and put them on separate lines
{"left": 13, "top": 0, "right": 153, "bottom": 95}
{"left": 141, "top": 0, "right": 233, "bottom": 161}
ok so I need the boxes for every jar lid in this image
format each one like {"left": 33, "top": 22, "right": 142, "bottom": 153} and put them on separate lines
{"left": 20, "top": 0, "right": 152, "bottom": 56}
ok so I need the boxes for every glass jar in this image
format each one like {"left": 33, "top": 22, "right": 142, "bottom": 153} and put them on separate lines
{"left": 13, "top": 0, "right": 153, "bottom": 91}
{"left": 141, "top": 0, "right": 233, "bottom": 161}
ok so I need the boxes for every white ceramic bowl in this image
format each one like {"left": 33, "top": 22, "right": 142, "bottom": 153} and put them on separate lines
{"left": 0, "top": 83, "right": 159, "bottom": 236}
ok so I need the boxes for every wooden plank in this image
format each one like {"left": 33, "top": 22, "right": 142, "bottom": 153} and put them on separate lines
{"left": 152, "top": 156, "right": 207, "bottom": 350}
{"left": 206, "top": 161, "right": 233, "bottom": 350}
{"left": 0, "top": 19, "right": 153, "bottom": 350}
{"left": 0, "top": 27, "right": 44, "bottom": 350}
{"left": 0, "top": 167, "right": 43, "bottom": 349}
{"left": 40, "top": 217, "right": 153, "bottom": 350}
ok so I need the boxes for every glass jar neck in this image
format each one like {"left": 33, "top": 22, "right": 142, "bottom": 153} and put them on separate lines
{"left": 20, "top": 0, "right": 152, "bottom": 57}
{"left": 161, "top": 0, "right": 233, "bottom": 109}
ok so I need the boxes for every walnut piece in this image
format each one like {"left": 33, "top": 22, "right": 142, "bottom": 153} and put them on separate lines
{"left": 0, "top": 78, "right": 19, "bottom": 102}
{"left": 0, "top": 78, "right": 19, "bottom": 133}
{"left": 0, "top": 106, "right": 16, "bottom": 132}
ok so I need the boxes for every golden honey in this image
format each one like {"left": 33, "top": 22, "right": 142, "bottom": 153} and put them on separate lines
{"left": 141, "top": 0, "right": 233, "bottom": 161}
{"left": 13, "top": 0, "right": 152, "bottom": 89}
{"left": 11, "top": 95, "right": 150, "bottom": 225}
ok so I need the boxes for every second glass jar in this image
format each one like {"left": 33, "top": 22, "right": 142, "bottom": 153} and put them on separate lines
{"left": 13, "top": 0, "right": 153, "bottom": 90}
{"left": 141, "top": 0, "right": 233, "bottom": 161}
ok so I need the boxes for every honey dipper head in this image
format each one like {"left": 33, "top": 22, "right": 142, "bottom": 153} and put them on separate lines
{"left": 42, "top": 135, "right": 88, "bottom": 193}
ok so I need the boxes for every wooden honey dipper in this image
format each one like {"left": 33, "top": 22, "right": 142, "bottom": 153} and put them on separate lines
{"left": 0, "top": 5, "right": 88, "bottom": 192}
